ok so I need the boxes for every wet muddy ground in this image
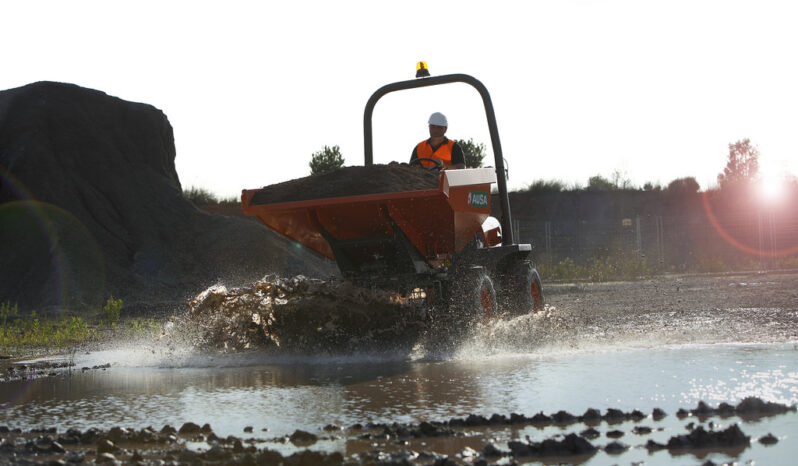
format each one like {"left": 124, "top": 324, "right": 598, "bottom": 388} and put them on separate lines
{"left": 1, "top": 270, "right": 797, "bottom": 464}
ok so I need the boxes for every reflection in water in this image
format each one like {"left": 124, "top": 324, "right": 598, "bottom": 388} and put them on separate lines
{"left": 2, "top": 343, "right": 796, "bottom": 440}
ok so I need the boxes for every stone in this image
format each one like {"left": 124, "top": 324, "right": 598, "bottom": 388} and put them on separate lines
{"left": 603, "top": 408, "right": 625, "bottom": 421}
{"left": 202, "top": 445, "right": 232, "bottom": 461}
{"left": 95, "top": 452, "right": 117, "bottom": 464}
{"left": 758, "top": 433, "right": 778, "bottom": 445}
{"left": 645, "top": 439, "right": 667, "bottom": 451}
{"left": 482, "top": 443, "right": 507, "bottom": 457}
{"left": 604, "top": 441, "right": 629, "bottom": 454}
{"left": 178, "top": 422, "right": 202, "bottom": 435}
{"left": 551, "top": 410, "right": 576, "bottom": 423}
{"left": 579, "top": 427, "right": 600, "bottom": 440}
{"left": 529, "top": 412, "right": 552, "bottom": 424}
{"left": 97, "top": 439, "right": 117, "bottom": 454}
{"left": 288, "top": 429, "right": 318, "bottom": 444}
{"left": 418, "top": 421, "right": 439, "bottom": 436}
{"left": 666, "top": 424, "right": 750, "bottom": 449}
{"left": 107, "top": 426, "right": 128, "bottom": 442}
{"left": 581, "top": 408, "right": 602, "bottom": 422}
{"left": 633, "top": 426, "right": 653, "bottom": 435}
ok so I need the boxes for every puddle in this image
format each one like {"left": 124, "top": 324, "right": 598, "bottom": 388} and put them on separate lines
{"left": 2, "top": 273, "right": 798, "bottom": 463}
{"left": 2, "top": 342, "right": 796, "bottom": 464}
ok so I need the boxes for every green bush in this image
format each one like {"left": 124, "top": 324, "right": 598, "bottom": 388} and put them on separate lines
{"left": 1, "top": 302, "right": 95, "bottom": 349}
{"left": 309, "top": 145, "right": 345, "bottom": 175}
{"left": 1, "top": 301, "right": 19, "bottom": 326}
{"left": 103, "top": 297, "right": 123, "bottom": 326}
{"left": 457, "top": 138, "right": 487, "bottom": 168}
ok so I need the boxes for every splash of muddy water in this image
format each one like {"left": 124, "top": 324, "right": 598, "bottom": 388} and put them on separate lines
{"left": 165, "top": 275, "right": 429, "bottom": 354}
{"left": 155, "top": 271, "right": 798, "bottom": 361}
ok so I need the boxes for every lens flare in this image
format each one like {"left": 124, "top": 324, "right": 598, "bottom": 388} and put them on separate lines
{"left": 1, "top": 169, "right": 106, "bottom": 311}
{"left": 701, "top": 191, "right": 798, "bottom": 257}
{"left": 758, "top": 175, "right": 785, "bottom": 203}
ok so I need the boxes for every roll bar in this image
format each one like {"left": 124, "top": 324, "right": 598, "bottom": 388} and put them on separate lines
{"left": 363, "top": 73, "right": 515, "bottom": 245}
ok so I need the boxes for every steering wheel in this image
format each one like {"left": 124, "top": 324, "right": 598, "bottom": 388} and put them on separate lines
{"left": 409, "top": 157, "right": 444, "bottom": 170}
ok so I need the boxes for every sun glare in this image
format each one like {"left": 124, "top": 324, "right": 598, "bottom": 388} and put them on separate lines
{"left": 758, "top": 175, "right": 785, "bottom": 203}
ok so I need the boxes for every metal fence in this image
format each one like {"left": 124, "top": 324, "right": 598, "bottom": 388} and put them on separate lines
{"left": 513, "top": 210, "right": 798, "bottom": 273}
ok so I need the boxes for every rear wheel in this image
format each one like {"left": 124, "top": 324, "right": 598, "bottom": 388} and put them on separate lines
{"left": 501, "top": 261, "right": 544, "bottom": 315}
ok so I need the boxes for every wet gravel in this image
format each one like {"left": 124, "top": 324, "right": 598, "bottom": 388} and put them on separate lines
{"left": 524, "top": 269, "right": 798, "bottom": 349}
{"left": 0, "top": 398, "right": 792, "bottom": 465}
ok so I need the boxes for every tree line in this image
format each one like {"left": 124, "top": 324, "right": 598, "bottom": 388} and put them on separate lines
{"left": 186, "top": 137, "right": 793, "bottom": 205}
{"left": 309, "top": 139, "right": 488, "bottom": 175}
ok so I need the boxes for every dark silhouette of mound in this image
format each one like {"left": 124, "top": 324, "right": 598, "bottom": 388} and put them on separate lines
{"left": 0, "top": 81, "right": 333, "bottom": 315}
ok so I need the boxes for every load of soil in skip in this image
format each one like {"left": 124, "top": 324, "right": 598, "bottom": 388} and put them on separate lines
{"left": 249, "top": 163, "right": 440, "bottom": 205}
{"left": 171, "top": 275, "right": 429, "bottom": 353}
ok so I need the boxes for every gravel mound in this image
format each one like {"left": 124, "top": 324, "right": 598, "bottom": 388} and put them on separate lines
{"left": 0, "top": 82, "right": 333, "bottom": 315}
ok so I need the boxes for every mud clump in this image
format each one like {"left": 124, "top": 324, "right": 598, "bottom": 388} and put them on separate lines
{"left": 0, "top": 399, "right": 794, "bottom": 464}
{"left": 666, "top": 424, "right": 750, "bottom": 450}
{"left": 679, "top": 398, "right": 797, "bottom": 421}
{"left": 0, "top": 82, "right": 332, "bottom": 315}
{"left": 249, "top": 163, "right": 440, "bottom": 205}
{"left": 0, "top": 424, "right": 344, "bottom": 465}
{"left": 174, "top": 275, "right": 428, "bottom": 353}
{"left": 507, "top": 433, "right": 597, "bottom": 458}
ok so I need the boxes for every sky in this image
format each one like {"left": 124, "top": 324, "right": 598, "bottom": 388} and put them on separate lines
{"left": 3, "top": 0, "right": 798, "bottom": 198}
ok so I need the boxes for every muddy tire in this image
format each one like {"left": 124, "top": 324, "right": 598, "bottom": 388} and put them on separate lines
{"left": 501, "top": 261, "right": 544, "bottom": 315}
{"left": 453, "top": 266, "right": 498, "bottom": 325}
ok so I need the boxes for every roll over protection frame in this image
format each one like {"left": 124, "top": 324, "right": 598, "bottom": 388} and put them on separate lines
{"left": 363, "top": 73, "right": 516, "bottom": 245}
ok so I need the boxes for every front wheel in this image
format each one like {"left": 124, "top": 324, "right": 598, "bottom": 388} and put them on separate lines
{"left": 454, "top": 266, "right": 497, "bottom": 325}
{"left": 501, "top": 261, "right": 544, "bottom": 315}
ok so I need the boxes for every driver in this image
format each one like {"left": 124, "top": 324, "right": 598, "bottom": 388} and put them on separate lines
{"left": 410, "top": 112, "right": 466, "bottom": 169}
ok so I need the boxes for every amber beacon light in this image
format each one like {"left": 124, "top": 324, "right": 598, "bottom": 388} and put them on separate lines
{"left": 415, "top": 61, "right": 430, "bottom": 78}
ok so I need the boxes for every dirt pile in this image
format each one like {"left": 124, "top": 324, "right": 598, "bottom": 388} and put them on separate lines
{"left": 249, "top": 163, "right": 440, "bottom": 205}
{"left": 0, "top": 82, "right": 333, "bottom": 314}
{"left": 171, "top": 275, "right": 428, "bottom": 353}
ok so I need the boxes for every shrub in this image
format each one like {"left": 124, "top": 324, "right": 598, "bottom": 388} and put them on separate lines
{"left": 103, "top": 297, "right": 123, "bottom": 326}
{"left": 309, "top": 145, "right": 345, "bottom": 175}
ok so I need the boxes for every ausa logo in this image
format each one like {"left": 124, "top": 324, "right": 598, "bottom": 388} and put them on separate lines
{"left": 467, "top": 190, "right": 489, "bottom": 208}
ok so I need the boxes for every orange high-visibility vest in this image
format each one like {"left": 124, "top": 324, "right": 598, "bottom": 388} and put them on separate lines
{"left": 415, "top": 139, "right": 454, "bottom": 167}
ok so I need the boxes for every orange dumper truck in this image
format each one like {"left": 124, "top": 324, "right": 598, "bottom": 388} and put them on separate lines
{"left": 242, "top": 70, "right": 543, "bottom": 326}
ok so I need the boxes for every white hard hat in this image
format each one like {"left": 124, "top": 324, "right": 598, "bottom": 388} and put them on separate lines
{"left": 428, "top": 112, "right": 448, "bottom": 127}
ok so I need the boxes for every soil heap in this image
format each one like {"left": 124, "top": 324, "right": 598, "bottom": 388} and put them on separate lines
{"left": 0, "top": 81, "right": 333, "bottom": 315}
{"left": 249, "top": 163, "right": 439, "bottom": 205}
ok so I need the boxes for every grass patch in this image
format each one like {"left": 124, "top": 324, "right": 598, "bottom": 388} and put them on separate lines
{"left": 1, "top": 302, "right": 95, "bottom": 350}
{"left": 0, "top": 301, "right": 163, "bottom": 356}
